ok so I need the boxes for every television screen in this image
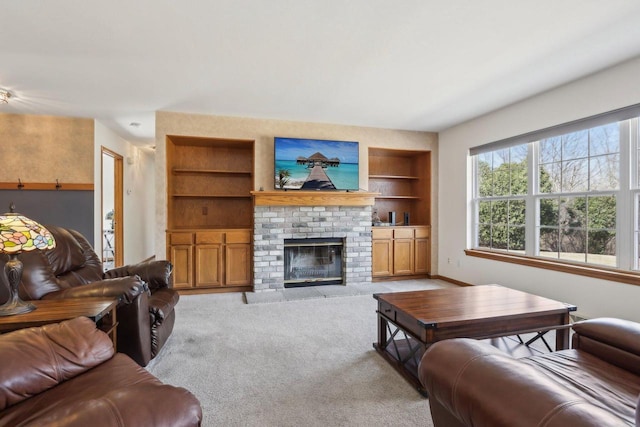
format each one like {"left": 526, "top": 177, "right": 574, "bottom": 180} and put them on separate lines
{"left": 274, "top": 137, "right": 359, "bottom": 191}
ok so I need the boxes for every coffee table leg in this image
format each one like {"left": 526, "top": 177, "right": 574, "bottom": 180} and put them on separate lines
{"left": 377, "top": 312, "right": 388, "bottom": 350}
{"left": 555, "top": 313, "right": 571, "bottom": 350}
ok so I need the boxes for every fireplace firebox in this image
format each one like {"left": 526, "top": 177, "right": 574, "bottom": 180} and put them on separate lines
{"left": 284, "top": 238, "right": 344, "bottom": 288}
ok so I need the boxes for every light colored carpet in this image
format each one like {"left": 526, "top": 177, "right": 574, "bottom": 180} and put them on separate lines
{"left": 147, "top": 280, "right": 449, "bottom": 426}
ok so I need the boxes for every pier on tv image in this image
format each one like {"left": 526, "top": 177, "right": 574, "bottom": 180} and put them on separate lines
{"left": 274, "top": 137, "right": 359, "bottom": 191}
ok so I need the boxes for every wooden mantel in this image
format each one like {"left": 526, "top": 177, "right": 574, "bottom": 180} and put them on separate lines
{"left": 251, "top": 190, "right": 379, "bottom": 207}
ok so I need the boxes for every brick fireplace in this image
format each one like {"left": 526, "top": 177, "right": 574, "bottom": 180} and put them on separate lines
{"left": 252, "top": 191, "right": 376, "bottom": 291}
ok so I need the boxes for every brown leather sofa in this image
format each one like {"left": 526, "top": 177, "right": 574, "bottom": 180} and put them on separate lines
{"left": 0, "top": 316, "right": 202, "bottom": 426}
{"left": 419, "top": 318, "right": 640, "bottom": 427}
{"left": 0, "top": 225, "right": 179, "bottom": 366}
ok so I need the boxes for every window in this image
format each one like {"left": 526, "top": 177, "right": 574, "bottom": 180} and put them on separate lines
{"left": 472, "top": 105, "right": 640, "bottom": 272}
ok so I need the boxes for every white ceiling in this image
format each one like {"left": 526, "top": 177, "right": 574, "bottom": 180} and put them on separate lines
{"left": 2, "top": 1, "right": 640, "bottom": 146}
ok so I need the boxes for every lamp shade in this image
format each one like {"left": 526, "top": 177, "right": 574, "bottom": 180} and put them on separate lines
{"left": 0, "top": 213, "right": 56, "bottom": 254}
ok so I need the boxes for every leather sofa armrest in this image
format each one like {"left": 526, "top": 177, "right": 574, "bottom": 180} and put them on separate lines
{"left": 572, "top": 317, "right": 640, "bottom": 376}
{"left": 105, "top": 260, "right": 173, "bottom": 292}
{"left": 0, "top": 317, "right": 114, "bottom": 411}
{"left": 149, "top": 288, "right": 180, "bottom": 326}
{"left": 43, "top": 276, "right": 147, "bottom": 305}
{"left": 572, "top": 317, "right": 640, "bottom": 355}
{"left": 418, "top": 338, "right": 624, "bottom": 427}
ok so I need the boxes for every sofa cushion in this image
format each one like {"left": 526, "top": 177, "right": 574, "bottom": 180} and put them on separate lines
{"left": 0, "top": 353, "right": 202, "bottom": 427}
{"left": 419, "top": 338, "right": 635, "bottom": 427}
{"left": 523, "top": 350, "right": 640, "bottom": 425}
{"left": 0, "top": 317, "right": 114, "bottom": 411}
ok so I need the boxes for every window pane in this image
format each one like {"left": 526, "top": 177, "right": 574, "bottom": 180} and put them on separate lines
{"left": 539, "top": 198, "right": 559, "bottom": 227}
{"left": 539, "top": 136, "right": 562, "bottom": 164}
{"left": 508, "top": 199, "right": 525, "bottom": 225}
{"left": 492, "top": 225, "right": 508, "bottom": 250}
{"left": 478, "top": 224, "right": 491, "bottom": 248}
{"left": 539, "top": 162, "right": 561, "bottom": 194}
{"left": 478, "top": 201, "right": 491, "bottom": 224}
{"left": 587, "top": 196, "right": 616, "bottom": 229}
{"left": 560, "top": 197, "right": 586, "bottom": 228}
{"left": 477, "top": 153, "right": 492, "bottom": 197}
{"left": 510, "top": 145, "right": 528, "bottom": 195}
{"left": 562, "top": 159, "right": 588, "bottom": 192}
{"left": 559, "top": 228, "right": 586, "bottom": 262}
{"left": 562, "top": 131, "right": 588, "bottom": 160}
{"left": 493, "top": 166, "right": 509, "bottom": 196}
{"left": 587, "top": 230, "right": 616, "bottom": 266}
{"left": 509, "top": 226, "right": 525, "bottom": 252}
{"left": 589, "top": 153, "right": 619, "bottom": 191}
{"left": 492, "top": 200, "right": 508, "bottom": 225}
{"left": 539, "top": 227, "right": 558, "bottom": 257}
{"left": 589, "top": 123, "right": 619, "bottom": 156}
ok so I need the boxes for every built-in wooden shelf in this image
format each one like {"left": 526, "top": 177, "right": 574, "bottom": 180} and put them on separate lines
{"left": 368, "top": 148, "right": 431, "bottom": 226}
{"left": 251, "top": 191, "right": 379, "bottom": 207}
{"left": 172, "top": 194, "right": 252, "bottom": 199}
{"left": 369, "top": 175, "right": 420, "bottom": 180}
{"left": 172, "top": 169, "right": 252, "bottom": 175}
{"left": 375, "top": 196, "right": 421, "bottom": 200}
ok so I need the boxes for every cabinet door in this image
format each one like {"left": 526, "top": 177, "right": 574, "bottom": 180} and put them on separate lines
{"left": 226, "top": 243, "right": 251, "bottom": 286}
{"left": 414, "top": 238, "right": 430, "bottom": 274}
{"left": 170, "top": 245, "right": 193, "bottom": 289}
{"left": 393, "top": 239, "right": 414, "bottom": 275}
{"left": 196, "top": 244, "right": 223, "bottom": 287}
{"left": 372, "top": 239, "right": 393, "bottom": 277}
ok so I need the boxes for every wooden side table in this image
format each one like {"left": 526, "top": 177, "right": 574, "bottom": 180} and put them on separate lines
{"left": 0, "top": 298, "right": 119, "bottom": 350}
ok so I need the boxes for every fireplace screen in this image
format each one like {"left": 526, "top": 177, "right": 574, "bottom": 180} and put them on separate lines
{"left": 284, "top": 238, "right": 344, "bottom": 287}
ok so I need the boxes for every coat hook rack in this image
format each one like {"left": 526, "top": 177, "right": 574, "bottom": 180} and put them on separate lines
{"left": 17, "top": 179, "right": 24, "bottom": 190}
{"left": 55, "top": 179, "right": 62, "bottom": 190}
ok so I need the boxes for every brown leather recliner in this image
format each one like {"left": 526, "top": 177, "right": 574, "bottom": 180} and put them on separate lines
{"left": 419, "top": 318, "right": 640, "bottom": 426}
{"left": 0, "top": 225, "right": 179, "bottom": 366}
{"left": 0, "top": 316, "right": 202, "bottom": 426}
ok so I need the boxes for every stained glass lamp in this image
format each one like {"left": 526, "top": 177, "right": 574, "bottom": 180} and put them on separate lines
{"left": 0, "top": 208, "right": 56, "bottom": 316}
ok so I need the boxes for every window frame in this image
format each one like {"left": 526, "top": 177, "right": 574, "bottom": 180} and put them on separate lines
{"left": 470, "top": 115, "right": 640, "bottom": 282}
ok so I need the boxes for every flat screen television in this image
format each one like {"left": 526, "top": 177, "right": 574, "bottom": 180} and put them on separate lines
{"left": 274, "top": 137, "right": 359, "bottom": 191}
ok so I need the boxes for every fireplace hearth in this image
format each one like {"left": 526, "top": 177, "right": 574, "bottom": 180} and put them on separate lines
{"left": 284, "top": 238, "right": 344, "bottom": 287}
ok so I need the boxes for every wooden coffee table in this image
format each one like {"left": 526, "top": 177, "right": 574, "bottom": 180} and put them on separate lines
{"left": 373, "top": 285, "right": 576, "bottom": 395}
{"left": 0, "top": 298, "right": 119, "bottom": 349}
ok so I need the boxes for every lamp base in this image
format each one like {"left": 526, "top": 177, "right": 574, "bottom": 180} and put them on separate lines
{"left": 0, "top": 254, "right": 37, "bottom": 316}
{"left": 0, "top": 298, "right": 36, "bottom": 316}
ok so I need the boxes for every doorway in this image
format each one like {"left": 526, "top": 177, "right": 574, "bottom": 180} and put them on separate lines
{"left": 101, "top": 147, "right": 124, "bottom": 270}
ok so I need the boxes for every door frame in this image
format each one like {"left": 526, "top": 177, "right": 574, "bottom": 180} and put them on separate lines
{"left": 101, "top": 146, "right": 124, "bottom": 267}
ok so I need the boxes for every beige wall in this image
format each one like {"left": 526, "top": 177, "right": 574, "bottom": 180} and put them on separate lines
{"left": 155, "top": 111, "right": 439, "bottom": 271}
{"left": 0, "top": 113, "right": 94, "bottom": 183}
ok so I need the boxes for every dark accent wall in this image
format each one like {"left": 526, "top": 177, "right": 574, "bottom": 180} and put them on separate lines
{"left": 0, "top": 190, "right": 94, "bottom": 246}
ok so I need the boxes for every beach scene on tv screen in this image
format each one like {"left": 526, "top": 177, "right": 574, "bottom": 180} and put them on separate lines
{"left": 274, "top": 138, "right": 359, "bottom": 190}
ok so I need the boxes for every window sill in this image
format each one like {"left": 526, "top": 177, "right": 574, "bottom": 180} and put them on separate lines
{"left": 464, "top": 249, "right": 640, "bottom": 287}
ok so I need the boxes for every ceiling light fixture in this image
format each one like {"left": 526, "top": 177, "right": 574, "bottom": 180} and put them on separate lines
{"left": 0, "top": 89, "right": 11, "bottom": 104}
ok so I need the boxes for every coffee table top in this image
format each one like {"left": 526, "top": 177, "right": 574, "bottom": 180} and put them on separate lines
{"left": 374, "top": 285, "right": 575, "bottom": 329}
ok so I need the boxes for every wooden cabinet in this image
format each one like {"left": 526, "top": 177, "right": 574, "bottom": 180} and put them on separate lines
{"left": 372, "top": 228, "right": 393, "bottom": 277}
{"left": 168, "top": 232, "right": 194, "bottom": 288}
{"left": 372, "top": 226, "right": 430, "bottom": 279}
{"left": 168, "top": 229, "right": 251, "bottom": 290}
{"left": 368, "top": 148, "right": 431, "bottom": 226}
{"left": 414, "top": 227, "right": 430, "bottom": 275}
{"left": 166, "top": 136, "right": 254, "bottom": 291}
